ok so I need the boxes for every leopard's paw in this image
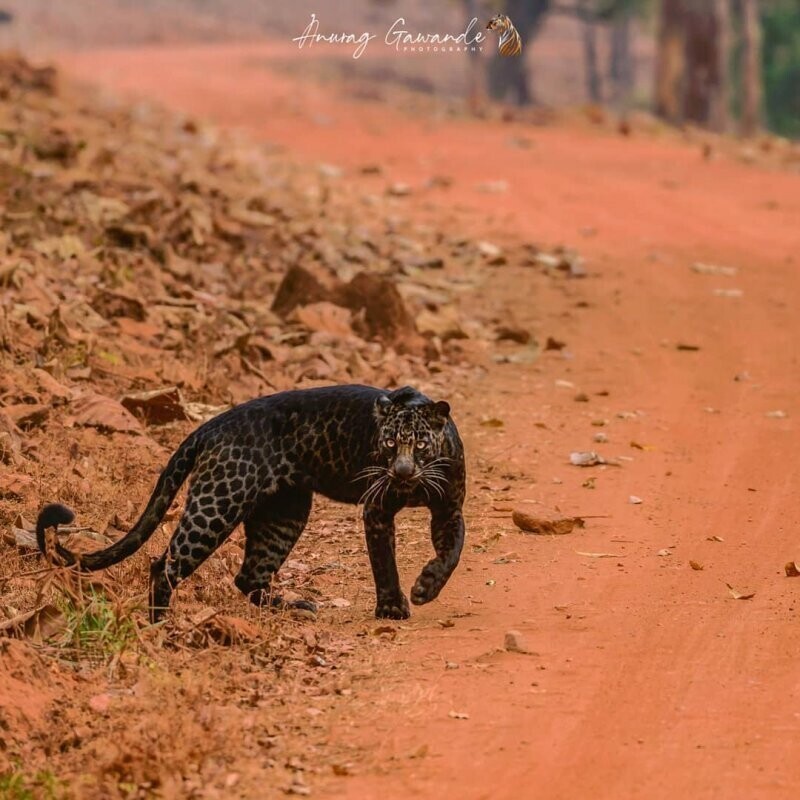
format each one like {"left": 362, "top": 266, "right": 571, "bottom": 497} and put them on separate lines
{"left": 410, "top": 572, "right": 441, "bottom": 606}
{"left": 375, "top": 595, "right": 411, "bottom": 620}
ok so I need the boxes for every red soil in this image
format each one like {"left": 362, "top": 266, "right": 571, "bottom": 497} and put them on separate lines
{"left": 57, "top": 41, "right": 800, "bottom": 799}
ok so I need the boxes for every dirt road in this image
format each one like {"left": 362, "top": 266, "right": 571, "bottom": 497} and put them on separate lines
{"left": 59, "top": 42, "right": 800, "bottom": 799}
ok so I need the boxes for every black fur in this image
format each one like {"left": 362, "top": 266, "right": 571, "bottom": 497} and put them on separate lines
{"left": 36, "top": 384, "right": 466, "bottom": 623}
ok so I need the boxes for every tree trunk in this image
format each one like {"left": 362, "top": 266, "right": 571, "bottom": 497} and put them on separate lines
{"left": 708, "top": 0, "right": 731, "bottom": 132}
{"left": 655, "top": 0, "right": 686, "bottom": 123}
{"left": 740, "top": 0, "right": 762, "bottom": 135}
{"left": 610, "top": 12, "right": 635, "bottom": 111}
{"left": 655, "top": 0, "right": 730, "bottom": 129}
{"left": 462, "top": 0, "right": 486, "bottom": 114}
{"left": 581, "top": 3, "right": 603, "bottom": 104}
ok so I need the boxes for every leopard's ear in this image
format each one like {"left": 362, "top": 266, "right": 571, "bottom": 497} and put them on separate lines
{"left": 428, "top": 400, "right": 451, "bottom": 427}
{"left": 375, "top": 395, "right": 392, "bottom": 417}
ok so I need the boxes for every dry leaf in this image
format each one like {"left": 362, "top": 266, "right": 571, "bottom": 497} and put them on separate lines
{"left": 0, "top": 473, "right": 33, "bottom": 499}
{"left": 187, "top": 608, "right": 262, "bottom": 646}
{"left": 692, "top": 262, "right": 737, "bottom": 276}
{"left": 689, "top": 560, "right": 704, "bottom": 571}
{"left": 72, "top": 393, "right": 143, "bottom": 435}
{"left": 576, "top": 551, "right": 623, "bottom": 559}
{"left": 512, "top": 511, "right": 586, "bottom": 536}
{"left": 121, "top": 386, "right": 191, "bottom": 424}
{"left": 492, "top": 552, "right": 520, "bottom": 564}
{"left": 0, "top": 605, "right": 67, "bottom": 644}
{"left": 12, "top": 526, "right": 38, "bottom": 549}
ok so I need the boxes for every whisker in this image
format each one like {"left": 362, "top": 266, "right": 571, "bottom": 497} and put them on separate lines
{"left": 420, "top": 470, "right": 448, "bottom": 488}
{"left": 364, "top": 473, "right": 392, "bottom": 507}
{"left": 353, "top": 465, "right": 388, "bottom": 481}
{"left": 425, "top": 481, "right": 444, "bottom": 498}
{"left": 421, "top": 482, "right": 431, "bottom": 503}
{"left": 378, "top": 477, "right": 393, "bottom": 508}
{"left": 359, "top": 475, "right": 385, "bottom": 505}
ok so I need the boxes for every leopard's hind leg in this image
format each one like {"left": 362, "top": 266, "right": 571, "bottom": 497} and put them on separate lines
{"left": 234, "top": 485, "right": 316, "bottom": 613}
{"left": 149, "top": 466, "right": 252, "bottom": 622}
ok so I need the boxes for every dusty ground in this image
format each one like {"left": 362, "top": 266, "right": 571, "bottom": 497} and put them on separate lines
{"left": 2, "top": 37, "right": 800, "bottom": 799}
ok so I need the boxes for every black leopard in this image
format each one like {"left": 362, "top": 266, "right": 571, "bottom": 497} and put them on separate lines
{"left": 36, "top": 385, "right": 466, "bottom": 623}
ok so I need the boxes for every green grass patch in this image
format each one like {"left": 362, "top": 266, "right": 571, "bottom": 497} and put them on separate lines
{"left": 0, "top": 767, "right": 65, "bottom": 800}
{"left": 59, "top": 587, "right": 137, "bottom": 661}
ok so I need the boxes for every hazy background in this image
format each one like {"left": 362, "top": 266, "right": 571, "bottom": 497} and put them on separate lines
{"left": 0, "top": 1, "right": 797, "bottom": 137}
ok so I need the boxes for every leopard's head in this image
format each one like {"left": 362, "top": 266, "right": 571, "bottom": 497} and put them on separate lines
{"left": 363, "top": 387, "right": 451, "bottom": 502}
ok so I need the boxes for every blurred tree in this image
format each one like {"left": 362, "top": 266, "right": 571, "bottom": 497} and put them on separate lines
{"left": 580, "top": 0, "right": 603, "bottom": 103}
{"left": 559, "top": 0, "right": 650, "bottom": 108}
{"left": 461, "top": 0, "right": 488, "bottom": 113}
{"left": 655, "top": 0, "right": 731, "bottom": 130}
{"left": 740, "top": 0, "right": 761, "bottom": 134}
{"left": 609, "top": 5, "right": 636, "bottom": 109}
{"left": 760, "top": 0, "right": 800, "bottom": 137}
{"left": 487, "top": 0, "right": 552, "bottom": 105}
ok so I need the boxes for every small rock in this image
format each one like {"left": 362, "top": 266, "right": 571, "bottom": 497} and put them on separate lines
{"left": 766, "top": 410, "right": 787, "bottom": 419}
{"left": 387, "top": 182, "right": 412, "bottom": 197}
{"left": 692, "top": 262, "right": 737, "bottom": 276}
{"left": 593, "top": 432, "right": 608, "bottom": 443}
{"left": 629, "top": 495, "right": 643, "bottom": 505}
{"left": 570, "top": 451, "right": 604, "bottom": 467}
{"left": 88, "top": 693, "right": 112, "bottom": 713}
{"left": 285, "top": 779, "right": 311, "bottom": 796}
{"left": 318, "top": 163, "right": 343, "bottom": 178}
{"left": 477, "top": 240, "right": 506, "bottom": 265}
{"left": 476, "top": 180, "right": 509, "bottom": 193}
{"left": 504, "top": 630, "right": 529, "bottom": 654}
{"left": 495, "top": 325, "right": 530, "bottom": 344}
{"left": 477, "top": 240, "right": 502, "bottom": 259}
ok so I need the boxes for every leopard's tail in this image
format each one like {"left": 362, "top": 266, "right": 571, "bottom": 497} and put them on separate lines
{"left": 36, "top": 435, "right": 199, "bottom": 571}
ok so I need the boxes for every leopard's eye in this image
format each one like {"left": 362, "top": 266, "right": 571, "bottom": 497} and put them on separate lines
{"left": 385, "top": 439, "right": 396, "bottom": 449}
{"left": 415, "top": 440, "right": 428, "bottom": 450}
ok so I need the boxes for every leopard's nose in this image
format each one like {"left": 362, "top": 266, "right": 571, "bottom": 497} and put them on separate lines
{"left": 393, "top": 458, "right": 415, "bottom": 480}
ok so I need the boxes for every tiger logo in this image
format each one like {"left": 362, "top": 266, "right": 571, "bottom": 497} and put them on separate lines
{"left": 486, "top": 14, "right": 522, "bottom": 57}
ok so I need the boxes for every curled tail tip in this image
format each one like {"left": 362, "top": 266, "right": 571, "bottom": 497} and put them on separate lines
{"left": 37, "top": 503, "right": 75, "bottom": 531}
{"left": 36, "top": 503, "right": 75, "bottom": 561}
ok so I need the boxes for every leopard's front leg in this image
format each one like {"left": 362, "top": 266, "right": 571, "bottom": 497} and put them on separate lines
{"left": 411, "top": 505, "right": 464, "bottom": 606}
{"left": 363, "top": 502, "right": 410, "bottom": 620}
